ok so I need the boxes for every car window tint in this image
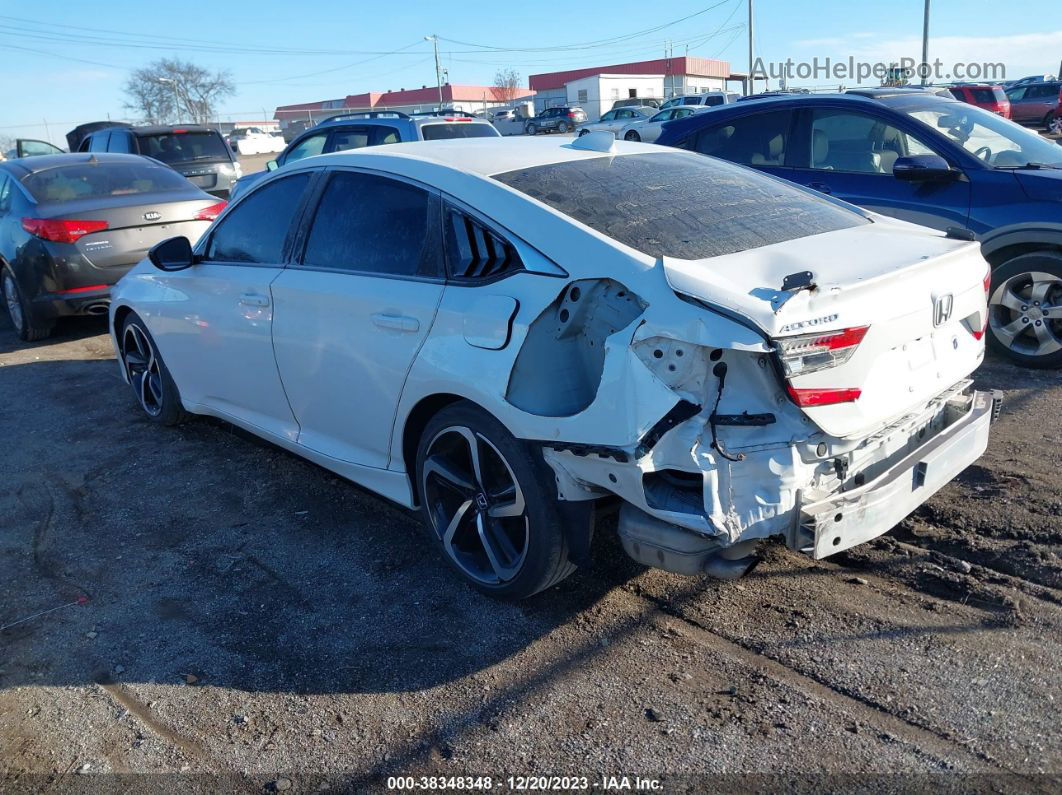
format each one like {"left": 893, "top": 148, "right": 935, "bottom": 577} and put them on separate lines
{"left": 374, "top": 126, "right": 400, "bottom": 145}
{"left": 284, "top": 133, "right": 328, "bottom": 164}
{"left": 810, "top": 109, "right": 934, "bottom": 173}
{"left": 108, "top": 132, "right": 134, "bottom": 154}
{"left": 302, "top": 171, "right": 432, "bottom": 277}
{"left": 420, "top": 123, "right": 498, "bottom": 140}
{"left": 137, "top": 132, "right": 228, "bottom": 163}
{"left": 0, "top": 176, "right": 10, "bottom": 214}
{"left": 704, "top": 96, "right": 725, "bottom": 106}
{"left": 493, "top": 152, "right": 867, "bottom": 260}
{"left": 692, "top": 110, "right": 792, "bottom": 167}
{"left": 599, "top": 111, "right": 615, "bottom": 122}
{"left": 329, "top": 129, "right": 370, "bottom": 152}
{"left": 206, "top": 173, "right": 310, "bottom": 263}
{"left": 1006, "top": 87, "right": 1027, "bottom": 101}
{"left": 89, "top": 133, "right": 110, "bottom": 152}
{"left": 23, "top": 161, "right": 196, "bottom": 202}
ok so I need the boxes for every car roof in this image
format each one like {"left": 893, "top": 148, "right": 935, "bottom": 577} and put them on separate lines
{"left": 307, "top": 136, "right": 673, "bottom": 178}
{"left": 0, "top": 151, "right": 156, "bottom": 179}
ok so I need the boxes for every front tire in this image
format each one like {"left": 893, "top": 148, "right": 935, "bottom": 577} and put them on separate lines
{"left": 557, "top": 121, "right": 569, "bottom": 133}
{"left": 2, "top": 270, "right": 53, "bottom": 342}
{"left": 120, "top": 312, "right": 187, "bottom": 425}
{"left": 986, "top": 251, "right": 1062, "bottom": 369}
{"left": 416, "top": 402, "right": 576, "bottom": 600}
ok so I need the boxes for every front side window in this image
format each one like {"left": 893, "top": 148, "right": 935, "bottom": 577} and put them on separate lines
{"left": 302, "top": 171, "right": 434, "bottom": 277}
{"left": 284, "top": 133, "right": 328, "bottom": 164}
{"left": 906, "top": 103, "right": 1062, "bottom": 168}
{"left": 649, "top": 111, "right": 670, "bottom": 123}
{"left": 493, "top": 152, "right": 867, "bottom": 261}
{"left": 599, "top": 111, "right": 616, "bottom": 122}
{"left": 206, "top": 173, "right": 310, "bottom": 263}
{"left": 809, "top": 109, "right": 935, "bottom": 173}
{"left": 673, "top": 108, "right": 695, "bottom": 119}
{"left": 691, "top": 110, "right": 793, "bottom": 167}
{"left": 328, "top": 128, "right": 370, "bottom": 152}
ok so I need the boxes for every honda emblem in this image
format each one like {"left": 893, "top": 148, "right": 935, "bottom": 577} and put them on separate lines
{"left": 933, "top": 294, "right": 954, "bottom": 327}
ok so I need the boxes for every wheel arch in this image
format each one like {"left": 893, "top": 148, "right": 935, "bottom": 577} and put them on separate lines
{"left": 981, "top": 225, "right": 1062, "bottom": 268}
{"left": 111, "top": 303, "right": 135, "bottom": 342}
{"left": 400, "top": 392, "right": 488, "bottom": 507}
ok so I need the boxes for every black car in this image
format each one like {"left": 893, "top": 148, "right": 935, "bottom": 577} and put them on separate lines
{"left": 524, "top": 106, "right": 588, "bottom": 135}
{"left": 0, "top": 153, "right": 223, "bottom": 341}
{"left": 75, "top": 125, "right": 240, "bottom": 198}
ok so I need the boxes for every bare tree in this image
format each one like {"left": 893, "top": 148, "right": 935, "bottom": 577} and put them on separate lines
{"left": 123, "top": 58, "right": 235, "bottom": 125}
{"left": 492, "top": 68, "right": 523, "bottom": 103}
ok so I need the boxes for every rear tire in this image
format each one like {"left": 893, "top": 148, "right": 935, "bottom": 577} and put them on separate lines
{"left": 1047, "top": 112, "right": 1062, "bottom": 135}
{"left": 119, "top": 312, "right": 188, "bottom": 425}
{"left": 2, "top": 270, "right": 53, "bottom": 342}
{"left": 624, "top": 130, "right": 641, "bottom": 142}
{"left": 416, "top": 401, "right": 577, "bottom": 600}
{"left": 525, "top": 123, "right": 537, "bottom": 136}
{"left": 557, "top": 121, "right": 569, "bottom": 133}
{"left": 986, "top": 251, "right": 1062, "bottom": 369}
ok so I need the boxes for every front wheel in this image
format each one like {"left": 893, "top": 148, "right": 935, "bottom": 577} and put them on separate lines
{"left": 416, "top": 402, "right": 576, "bottom": 600}
{"left": 557, "top": 121, "right": 569, "bottom": 133}
{"left": 986, "top": 251, "right": 1062, "bottom": 369}
{"left": 120, "top": 312, "right": 187, "bottom": 425}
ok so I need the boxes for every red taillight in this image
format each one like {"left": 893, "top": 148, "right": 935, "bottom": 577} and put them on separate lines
{"left": 174, "top": 129, "right": 188, "bottom": 134}
{"left": 971, "top": 269, "right": 992, "bottom": 340}
{"left": 787, "top": 386, "right": 862, "bottom": 407}
{"left": 983, "top": 269, "right": 992, "bottom": 296}
{"left": 21, "top": 218, "right": 108, "bottom": 244}
{"left": 775, "top": 325, "right": 869, "bottom": 376}
{"left": 567, "top": 112, "right": 577, "bottom": 118}
{"left": 193, "top": 201, "right": 227, "bottom": 221}
{"left": 54, "top": 284, "right": 108, "bottom": 296}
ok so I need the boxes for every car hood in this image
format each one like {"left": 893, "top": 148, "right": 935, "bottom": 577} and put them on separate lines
{"left": 1012, "top": 167, "right": 1062, "bottom": 202}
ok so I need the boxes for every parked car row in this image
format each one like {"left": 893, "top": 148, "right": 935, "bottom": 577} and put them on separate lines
{"left": 102, "top": 133, "right": 996, "bottom": 600}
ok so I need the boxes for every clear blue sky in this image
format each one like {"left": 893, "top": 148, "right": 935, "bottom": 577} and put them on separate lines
{"left": 2, "top": 0, "right": 1060, "bottom": 145}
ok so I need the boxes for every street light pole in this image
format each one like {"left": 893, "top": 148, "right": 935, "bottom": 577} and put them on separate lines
{"left": 425, "top": 35, "right": 443, "bottom": 107}
{"left": 920, "top": 0, "right": 931, "bottom": 86}
{"left": 747, "top": 0, "right": 755, "bottom": 96}
{"left": 157, "top": 77, "right": 181, "bottom": 123}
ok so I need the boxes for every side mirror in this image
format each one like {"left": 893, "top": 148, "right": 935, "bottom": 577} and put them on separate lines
{"left": 266, "top": 159, "right": 278, "bottom": 172}
{"left": 893, "top": 154, "right": 958, "bottom": 182}
{"left": 148, "top": 236, "right": 196, "bottom": 272}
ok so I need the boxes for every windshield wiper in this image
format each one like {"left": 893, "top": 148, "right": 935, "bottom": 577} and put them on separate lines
{"left": 995, "top": 162, "right": 1062, "bottom": 170}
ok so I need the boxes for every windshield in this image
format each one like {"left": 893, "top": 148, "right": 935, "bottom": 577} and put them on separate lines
{"left": 493, "top": 152, "right": 868, "bottom": 260}
{"left": 419, "top": 123, "right": 500, "bottom": 140}
{"left": 905, "top": 104, "right": 1062, "bottom": 168}
{"left": 137, "top": 131, "right": 231, "bottom": 163}
{"left": 23, "top": 161, "right": 194, "bottom": 202}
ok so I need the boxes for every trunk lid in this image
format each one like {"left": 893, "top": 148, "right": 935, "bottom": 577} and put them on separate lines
{"left": 39, "top": 193, "right": 218, "bottom": 269}
{"left": 663, "top": 217, "right": 988, "bottom": 438}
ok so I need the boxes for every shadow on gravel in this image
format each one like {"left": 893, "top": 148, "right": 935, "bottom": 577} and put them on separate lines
{"left": 0, "top": 314, "right": 109, "bottom": 355}
{"left": 0, "top": 343, "right": 645, "bottom": 697}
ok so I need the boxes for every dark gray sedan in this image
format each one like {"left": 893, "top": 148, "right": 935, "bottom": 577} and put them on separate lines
{"left": 0, "top": 153, "right": 224, "bottom": 341}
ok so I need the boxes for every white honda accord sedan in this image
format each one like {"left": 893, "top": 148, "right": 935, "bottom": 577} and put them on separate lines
{"left": 110, "top": 134, "right": 997, "bottom": 599}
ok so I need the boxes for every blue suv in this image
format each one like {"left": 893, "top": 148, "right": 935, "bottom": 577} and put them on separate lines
{"left": 230, "top": 112, "right": 499, "bottom": 200}
{"left": 656, "top": 90, "right": 1062, "bottom": 368}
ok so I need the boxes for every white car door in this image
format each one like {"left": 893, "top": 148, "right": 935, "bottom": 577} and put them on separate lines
{"left": 146, "top": 171, "right": 315, "bottom": 439}
{"left": 271, "top": 169, "right": 445, "bottom": 469}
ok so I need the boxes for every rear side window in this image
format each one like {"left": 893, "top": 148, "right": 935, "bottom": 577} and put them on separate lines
{"left": 971, "top": 88, "right": 997, "bottom": 103}
{"left": 492, "top": 152, "right": 867, "bottom": 261}
{"left": 89, "top": 133, "right": 110, "bottom": 152}
{"left": 704, "top": 95, "right": 725, "bottom": 107}
{"left": 108, "top": 132, "right": 135, "bottom": 153}
{"left": 419, "top": 123, "right": 498, "bottom": 140}
{"left": 206, "top": 173, "right": 310, "bottom": 263}
{"left": 22, "top": 162, "right": 194, "bottom": 202}
{"left": 302, "top": 171, "right": 436, "bottom": 277}
{"left": 137, "top": 131, "right": 230, "bottom": 163}
{"left": 691, "top": 110, "right": 793, "bottom": 166}
{"left": 328, "top": 129, "right": 370, "bottom": 151}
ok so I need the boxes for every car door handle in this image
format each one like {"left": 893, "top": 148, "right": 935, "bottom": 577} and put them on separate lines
{"left": 806, "top": 182, "right": 833, "bottom": 195}
{"left": 371, "top": 312, "right": 420, "bottom": 332}
{"left": 239, "top": 292, "right": 270, "bottom": 307}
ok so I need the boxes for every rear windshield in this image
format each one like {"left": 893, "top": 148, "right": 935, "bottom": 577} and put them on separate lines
{"left": 137, "top": 131, "right": 230, "bottom": 163}
{"left": 492, "top": 152, "right": 868, "bottom": 260}
{"left": 972, "top": 88, "right": 1005, "bottom": 103}
{"left": 22, "top": 161, "right": 194, "bottom": 202}
{"left": 419, "top": 123, "right": 499, "bottom": 140}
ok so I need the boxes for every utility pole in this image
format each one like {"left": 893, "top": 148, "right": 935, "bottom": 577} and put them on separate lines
{"left": 920, "top": 0, "right": 931, "bottom": 86}
{"left": 425, "top": 34, "right": 443, "bottom": 107}
{"left": 157, "top": 77, "right": 181, "bottom": 123}
{"left": 747, "top": 0, "right": 755, "bottom": 96}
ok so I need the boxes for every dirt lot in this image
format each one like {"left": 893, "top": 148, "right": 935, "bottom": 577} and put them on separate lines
{"left": 0, "top": 310, "right": 1060, "bottom": 793}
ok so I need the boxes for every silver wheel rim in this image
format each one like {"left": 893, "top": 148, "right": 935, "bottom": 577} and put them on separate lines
{"left": 989, "top": 270, "right": 1062, "bottom": 358}
{"left": 422, "top": 425, "right": 529, "bottom": 586}
{"left": 3, "top": 274, "right": 22, "bottom": 331}
{"left": 122, "top": 324, "right": 164, "bottom": 417}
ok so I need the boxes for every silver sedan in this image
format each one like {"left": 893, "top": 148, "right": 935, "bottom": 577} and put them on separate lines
{"left": 576, "top": 106, "right": 656, "bottom": 136}
{"left": 617, "top": 105, "right": 709, "bottom": 143}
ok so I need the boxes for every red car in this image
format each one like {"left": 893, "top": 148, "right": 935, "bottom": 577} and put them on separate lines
{"left": 948, "top": 84, "right": 1011, "bottom": 118}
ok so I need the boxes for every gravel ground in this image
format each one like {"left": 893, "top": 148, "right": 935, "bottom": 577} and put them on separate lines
{"left": 0, "top": 311, "right": 1059, "bottom": 793}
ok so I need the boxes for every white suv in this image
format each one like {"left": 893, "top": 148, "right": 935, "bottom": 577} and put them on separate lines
{"left": 661, "top": 92, "right": 740, "bottom": 109}
{"left": 110, "top": 136, "right": 996, "bottom": 599}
